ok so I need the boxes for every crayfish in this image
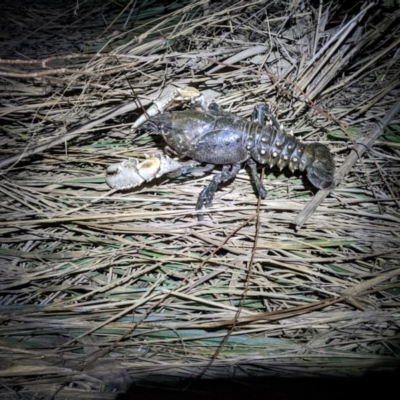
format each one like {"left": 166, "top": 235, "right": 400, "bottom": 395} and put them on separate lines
{"left": 106, "top": 87, "right": 335, "bottom": 219}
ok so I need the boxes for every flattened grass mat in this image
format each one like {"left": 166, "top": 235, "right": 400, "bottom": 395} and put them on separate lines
{"left": 0, "top": 1, "right": 399, "bottom": 398}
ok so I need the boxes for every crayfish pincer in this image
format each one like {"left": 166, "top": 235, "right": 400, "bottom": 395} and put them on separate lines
{"left": 151, "top": 101, "right": 335, "bottom": 218}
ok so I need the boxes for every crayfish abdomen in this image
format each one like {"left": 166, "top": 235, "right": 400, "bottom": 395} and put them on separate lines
{"left": 249, "top": 123, "right": 335, "bottom": 191}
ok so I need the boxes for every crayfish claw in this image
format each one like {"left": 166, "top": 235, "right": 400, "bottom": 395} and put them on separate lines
{"left": 131, "top": 86, "right": 206, "bottom": 130}
{"left": 106, "top": 155, "right": 193, "bottom": 190}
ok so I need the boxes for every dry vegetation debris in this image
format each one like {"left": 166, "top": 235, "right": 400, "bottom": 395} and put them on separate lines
{"left": 0, "top": 0, "right": 399, "bottom": 398}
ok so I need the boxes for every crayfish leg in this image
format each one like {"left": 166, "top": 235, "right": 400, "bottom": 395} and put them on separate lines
{"left": 208, "top": 101, "right": 233, "bottom": 117}
{"left": 252, "top": 104, "right": 280, "bottom": 130}
{"left": 246, "top": 158, "right": 267, "bottom": 199}
{"left": 196, "top": 162, "right": 241, "bottom": 220}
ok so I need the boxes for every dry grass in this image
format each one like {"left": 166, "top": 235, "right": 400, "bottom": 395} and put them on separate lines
{"left": 0, "top": 0, "right": 400, "bottom": 398}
